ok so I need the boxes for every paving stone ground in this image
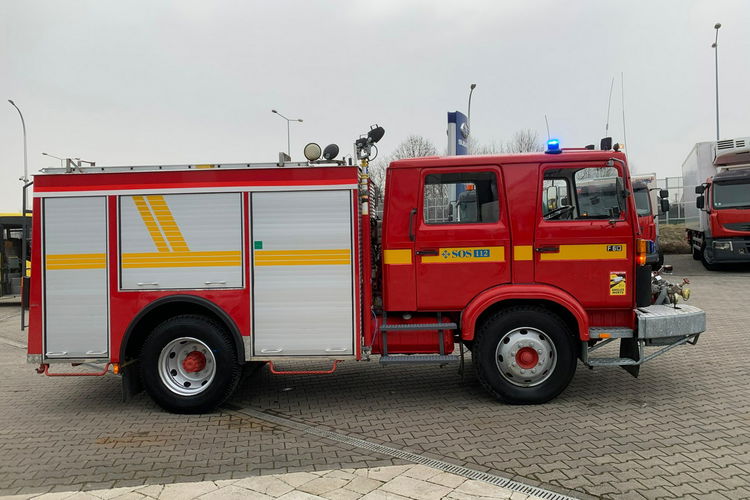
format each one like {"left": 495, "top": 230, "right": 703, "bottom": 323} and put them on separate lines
{"left": 2, "top": 464, "right": 543, "bottom": 500}
{"left": 1, "top": 255, "right": 749, "bottom": 499}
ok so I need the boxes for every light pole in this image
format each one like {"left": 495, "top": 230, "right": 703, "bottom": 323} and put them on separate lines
{"left": 42, "top": 152, "right": 65, "bottom": 168}
{"left": 8, "top": 100, "right": 28, "bottom": 183}
{"left": 8, "top": 100, "right": 30, "bottom": 327}
{"left": 271, "top": 109, "right": 303, "bottom": 156}
{"left": 467, "top": 83, "right": 477, "bottom": 136}
{"left": 712, "top": 23, "right": 721, "bottom": 141}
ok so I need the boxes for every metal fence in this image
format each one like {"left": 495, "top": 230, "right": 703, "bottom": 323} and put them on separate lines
{"left": 657, "top": 176, "right": 686, "bottom": 225}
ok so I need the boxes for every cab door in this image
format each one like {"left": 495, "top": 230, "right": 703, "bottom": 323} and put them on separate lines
{"left": 415, "top": 166, "right": 511, "bottom": 310}
{"left": 534, "top": 162, "right": 634, "bottom": 308}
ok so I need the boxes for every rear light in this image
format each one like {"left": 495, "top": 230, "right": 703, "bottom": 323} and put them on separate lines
{"left": 636, "top": 238, "right": 655, "bottom": 266}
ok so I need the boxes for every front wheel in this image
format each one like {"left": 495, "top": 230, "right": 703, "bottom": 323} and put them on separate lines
{"left": 474, "top": 306, "right": 577, "bottom": 404}
{"left": 140, "top": 315, "right": 241, "bottom": 414}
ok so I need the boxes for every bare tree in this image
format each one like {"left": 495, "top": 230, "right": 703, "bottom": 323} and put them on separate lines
{"left": 505, "top": 129, "right": 544, "bottom": 153}
{"left": 468, "top": 129, "right": 544, "bottom": 155}
{"left": 369, "top": 135, "right": 438, "bottom": 208}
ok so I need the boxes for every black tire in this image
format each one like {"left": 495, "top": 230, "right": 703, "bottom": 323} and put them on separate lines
{"left": 651, "top": 250, "right": 665, "bottom": 272}
{"left": 692, "top": 246, "right": 701, "bottom": 261}
{"left": 700, "top": 246, "right": 720, "bottom": 271}
{"left": 474, "top": 306, "right": 577, "bottom": 404}
{"left": 140, "top": 315, "right": 241, "bottom": 414}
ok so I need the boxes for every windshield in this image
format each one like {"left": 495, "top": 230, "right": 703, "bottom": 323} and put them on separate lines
{"left": 633, "top": 188, "right": 652, "bottom": 217}
{"left": 713, "top": 182, "right": 750, "bottom": 209}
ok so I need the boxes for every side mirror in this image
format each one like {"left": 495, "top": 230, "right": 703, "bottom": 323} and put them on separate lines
{"left": 660, "top": 198, "right": 670, "bottom": 213}
{"left": 659, "top": 189, "right": 669, "bottom": 199}
{"left": 696, "top": 195, "right": 705, "bottom": 210}
{"left": 695, "top": 185, "right": 705, "bottom": 194}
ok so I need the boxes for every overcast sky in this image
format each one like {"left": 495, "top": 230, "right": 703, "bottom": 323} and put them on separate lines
{"left": 1, "top": 0, "right": 748, "bottom": 212}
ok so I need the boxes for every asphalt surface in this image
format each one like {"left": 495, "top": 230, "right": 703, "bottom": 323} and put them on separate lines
{"left": 0, "top": 254, "right": 749, "bottom": 499}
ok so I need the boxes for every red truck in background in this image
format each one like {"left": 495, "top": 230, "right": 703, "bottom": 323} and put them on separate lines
{"left": 682, "top": 138, "right": 750, "bottom": 269}
{"left": 632, "top": 174, "right": 670, "bottom": 270}
{"left": 26, "top": 131, "right": 706, "bottom": 413}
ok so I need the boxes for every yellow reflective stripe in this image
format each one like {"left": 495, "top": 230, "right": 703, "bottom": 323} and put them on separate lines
{"left": 46, "top": 253, "right": 106, "bottom": 270}
{"left": 122, "top": 251, "right": 241, "bottom": 268}
{"left": 255, "top": 249, "right": 350, "bottom": 256}
{"left": 255, "top": 260, "right": 351, "bottom": 266}
{"left": 146, "top": 196, "right": 190, "bottom": 252}
{"left": 254, "top": 249, "right": 351, "bottom": 266}
{"left": 513, "top": 245, "right": 533, "bottom": 261}
{"left": 539, "top": 244, "right": 627, "bottom": 261}
{"left": 421, "top": 246, "right": 505, "bottom": 263}
{"left": 132, "top": 196, "right": 170, "bottom": 253}
{"left": 383, "top": 249, "right": 412, "bottom": 265}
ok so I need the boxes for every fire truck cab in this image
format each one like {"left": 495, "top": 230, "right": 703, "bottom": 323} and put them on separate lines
{"left": 27, "top": 141, "right": 706, "bottom": 413}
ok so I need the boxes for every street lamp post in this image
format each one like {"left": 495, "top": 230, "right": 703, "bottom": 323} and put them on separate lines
{"left": 271, "top": 109, "right": 303, "bottom": 156}
{"left": 8, "top": 99, "right": 30, "bottom": 329}
{"left": 8, "top": 100, "right": 28, "bottom": 183}
{"left": 712, "top": 23, "right": 721, "bottom": 141}
{"left": 42, "top": 152, "right": 66, "bottom": 168}
{"left": 467, "top": 83, "right": 477, "bottom": 137}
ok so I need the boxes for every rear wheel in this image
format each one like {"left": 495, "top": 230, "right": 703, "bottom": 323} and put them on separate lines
{"left": 141, "top": 315, "right": 241, "bottom": 413}
{"left": 474, "top": 306, "right": 577, "bottom": 404}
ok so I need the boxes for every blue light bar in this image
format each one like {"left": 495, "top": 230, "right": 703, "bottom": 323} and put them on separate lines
{"left": 545, "top": 139, "right": 562, "bottom": 154}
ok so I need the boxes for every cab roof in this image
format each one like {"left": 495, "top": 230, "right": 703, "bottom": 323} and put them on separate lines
{"left": 388, "top": 149, "right": 628, "bottom": 169}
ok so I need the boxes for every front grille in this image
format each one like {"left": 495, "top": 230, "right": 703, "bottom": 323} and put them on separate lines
{"left": 723, "top": 223, "right": 750, "bottom": 232}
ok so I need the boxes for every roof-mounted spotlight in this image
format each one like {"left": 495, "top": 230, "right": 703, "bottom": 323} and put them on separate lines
{"left": 323, "top": 144, "right": 339, "bottom": 160}
{"left": 304, "top": 143, "right": 322, "bottom": 162}
{"left": 368, "top": 125, "right": 385, "bottom": 144}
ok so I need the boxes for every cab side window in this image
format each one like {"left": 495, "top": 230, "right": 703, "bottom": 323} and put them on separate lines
{"left": 543, "top": 166, "right": 624, "bottom": 221}
{"left": 423, "top": 171, "right": 499, "bottom": 224}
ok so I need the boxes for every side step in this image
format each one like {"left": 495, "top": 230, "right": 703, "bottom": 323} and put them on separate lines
{"left": 380, "top": 323, "right": 458, "bottom": 331}
{"left": 379, "top": 355, "right": 460, "bottom": 365}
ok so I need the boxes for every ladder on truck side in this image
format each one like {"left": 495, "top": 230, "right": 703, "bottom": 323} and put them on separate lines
{"left": 378, "top": 312, "right": 462, "bottom": 366}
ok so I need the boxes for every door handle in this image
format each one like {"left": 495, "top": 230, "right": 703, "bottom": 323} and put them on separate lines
{"left": 260, "top": 348, "right": 283, "bottom": 353}
{"left": 408, "top": 208, "right": 417, "bottom": 241}
{"left": 534, "top": 245, "right": 560, "bottom": 253}
{"left": 416, "top": 249, "right": 439, "bottom": 256}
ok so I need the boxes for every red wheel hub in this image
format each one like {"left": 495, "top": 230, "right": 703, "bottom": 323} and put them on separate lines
{"left": 182, "top": 351, "right": 207, "bottom": 373}
{"left": 515, "top": 347, "right": 539, "bottom": 369}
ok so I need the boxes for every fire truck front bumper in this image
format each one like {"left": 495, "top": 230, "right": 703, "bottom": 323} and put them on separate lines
{"left": 581, "top": 304, "right": 705, "bottom": 377}
{"left": 636, "top": 304, "right": 706, "bottom": 343}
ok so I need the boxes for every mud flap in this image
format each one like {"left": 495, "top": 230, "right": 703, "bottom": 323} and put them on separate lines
{"left": 121, "top": 362, "right": 143, "bottom": 402}
{"left": 619, "top": 338, "right": 641, "bottom": 378}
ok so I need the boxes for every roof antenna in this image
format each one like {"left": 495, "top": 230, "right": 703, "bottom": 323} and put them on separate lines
{"left": 544, "top": 114, "right": 551, "bottom": 141}
{"left": 605, "top": 76, "right": 615, "bottom": 137}
{"left": 621, "top": 72, "right": 629, "bottom": 157}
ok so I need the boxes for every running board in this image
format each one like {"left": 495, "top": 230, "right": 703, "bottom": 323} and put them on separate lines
{"left": 380, "top": 323, "right": 457, "bottom": 331}
{"left": 379, "top": 355, "right": 460, "bottom": 365}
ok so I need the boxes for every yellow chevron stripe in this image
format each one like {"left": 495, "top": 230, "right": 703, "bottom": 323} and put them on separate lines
{"left": 146, "top": 196, "right": 190, "bottom": 252}
{"left": 46, "top": 253, "right": 106, "bottom": 270}
{"left": 132, "top": 196, "right": 170, "bottom": 253}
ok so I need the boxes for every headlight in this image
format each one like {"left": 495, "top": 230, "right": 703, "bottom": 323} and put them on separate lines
{"left": 713, "top": 241, "right": 733, "bottom": 251}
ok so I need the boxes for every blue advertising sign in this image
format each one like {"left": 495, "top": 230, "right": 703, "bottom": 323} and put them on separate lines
{"left": 447, "top": 111, "right": 469, "bottom": 156}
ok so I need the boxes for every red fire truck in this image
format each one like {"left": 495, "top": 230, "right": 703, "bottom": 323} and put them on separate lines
{"left": 26, "top": 130, "right": 705, "bottom": 413}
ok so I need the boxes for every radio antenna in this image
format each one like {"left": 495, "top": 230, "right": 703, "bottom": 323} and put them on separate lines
{"left": 621, "top": 72, "right": 629, "bottom": 157}
{"left": 544, "top": 115, "right": 551, "bottom": 140}
{"left": 605, "top": 76, "right": 615, "bottom": 137}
